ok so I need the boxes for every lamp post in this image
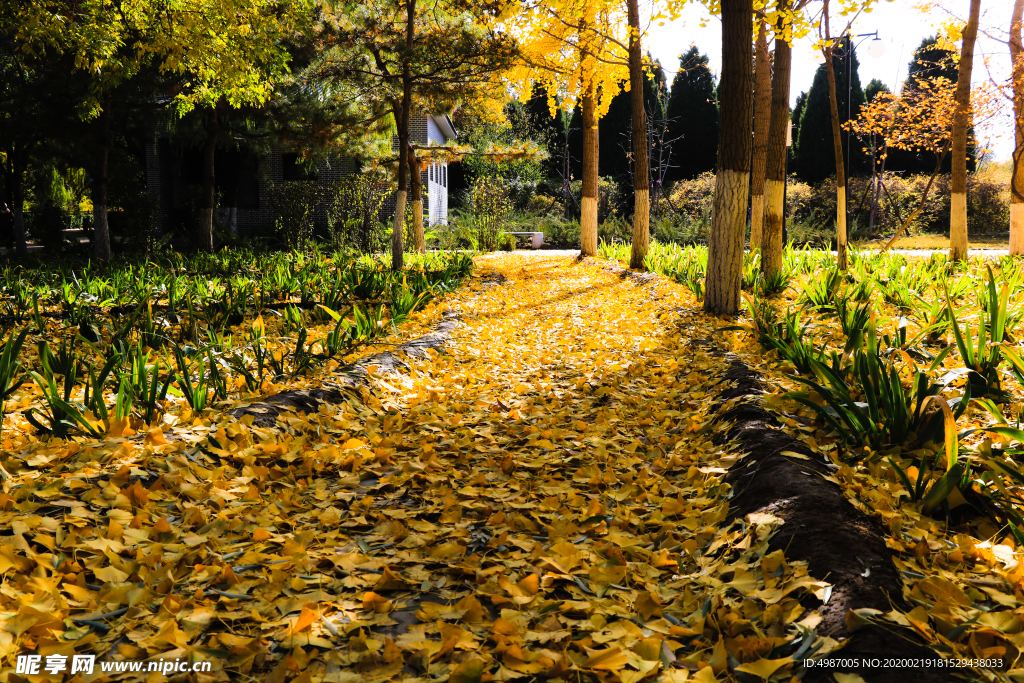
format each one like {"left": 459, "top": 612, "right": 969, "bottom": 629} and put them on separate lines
{"left": 832, "top": 32, "right": 885, "bottom": 230}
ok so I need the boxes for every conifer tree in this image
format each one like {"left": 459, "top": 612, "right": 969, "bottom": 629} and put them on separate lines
{"left": 666, "top": 45, "right": 720, "bottom": 183}
{"left": 792, "top": 41, "right": 864, "bottom": 184}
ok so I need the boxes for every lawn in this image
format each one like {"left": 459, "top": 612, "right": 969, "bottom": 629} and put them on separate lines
{"left": 853, "top": 233, "right": 1011, "bottom": 250}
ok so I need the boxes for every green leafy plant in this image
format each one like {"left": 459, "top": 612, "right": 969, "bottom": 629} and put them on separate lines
{"left": 0, "top": 328, "right": 28, "bottom": 437}
{"left": 741, "top": 251, "right": 760, "bottom": 291}
{"left": 756, "top": 266, "right": 791, "bottom": 297}
{"left": 390, "top": 282, "right": 432, "bottom": 323}
{"left": 173, "top": 345, "right": 211, "bottom": 412}
{"left": 786, "top": 321, "right": 958, "bottom": 462}
{"left": 26, "top": 341, "right": 99, "bottom": 438}
{"left": 761, "top": 308, "right": 824, "bottom": 375}
{"left": 946, "top": 266, "right": 1011, "bottom": 400}
{"left": 799, "top": 269, "right": 844, "bottom": 313}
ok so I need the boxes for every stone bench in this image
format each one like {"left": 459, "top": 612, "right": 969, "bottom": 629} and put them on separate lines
{"left": 509, "top": 232, "right": 544, "bottom": 249}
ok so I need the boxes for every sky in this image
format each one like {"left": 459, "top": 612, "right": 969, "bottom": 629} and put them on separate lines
{"left": 645, "top": 0, "right": 1016, "bottom": 161}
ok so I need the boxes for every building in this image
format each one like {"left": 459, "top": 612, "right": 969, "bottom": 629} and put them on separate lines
{"left": 144, "top": 114, "right": 455, "bottom": 239}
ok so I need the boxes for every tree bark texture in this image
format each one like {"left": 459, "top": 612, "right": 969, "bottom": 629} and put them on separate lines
{"left": 823, "top": 20, "right": 848, "bottom": 270}
{"left": 704, "top": 0, "right": 753, "bottom": 315}
{"left": 1010, "top": 0, "right": 1023, "bottom": 254}
{"left": 199, "top": 107, "right": 219, "bottom": 254}
{"left": 750, "top": 21, "right": 771, "bottom": 251}
{"left": 581, "top": 82, "right": 599, "bottom": 257}
{"left": 392, "top": 0, "right": 416, "bottom": 271}
{"left": 627, "top": 0, "right": 651, "bottom": 269}
{"left": 950, "top": 0, "right": 981, "bottom": 261}
{"left": 93, "top": 103, "right": 112, "bottom": 262}
{"left": 409, "top": 146, "right": 425, "bottom": 253}
{"left": 760, "top": 30, "right": 792, "bottom": 279}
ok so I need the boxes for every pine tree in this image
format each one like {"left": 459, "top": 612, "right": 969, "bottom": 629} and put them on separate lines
{"left": 315, "top": 0, "right": 517, "bottom": 268}
{"left": 665, "top": 45, "right": 719, "bottom": 182}
{"left": 864, "top": 78, "right": 889, "bottom": 102}
{"left": 906, "top": 36, "right": 959, "bottom": 86}
{"left": 595, "top": 61, "right": 663, "bottom": 182}
{"left": 792, "top": 39, "right": 864, "bottom": 183}
{"left": 788, "top": 91, "right": 807, "bottom": 179}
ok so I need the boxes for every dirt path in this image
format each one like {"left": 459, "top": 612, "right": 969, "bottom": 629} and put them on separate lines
{"left": 5, "top": 253, "right": 970, "bottom": 682}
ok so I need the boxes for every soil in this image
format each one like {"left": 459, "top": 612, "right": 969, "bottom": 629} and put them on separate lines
{"left": 712, "top": 355, "right": 956, "bottom": 683}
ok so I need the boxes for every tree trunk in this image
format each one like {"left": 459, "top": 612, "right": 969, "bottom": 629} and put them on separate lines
{"left": 761, "top": 23, "right": 792, "bottom": 278}
{"left": 869, "top": 136, "right": 885, "bottom": 234}
{"left": 408, "top": 145, "right": 425, "bottom": 253}
{"left": 950, "top": 0, "right": 981, "bottom": 261}
{"left": 392, "top": 0, "right": 416, "bottom": 271}
{"left": 4, "top": 146, "right": 29, "bottom": 257}
{"left": 199, "top": 108, "right": 219, "bottom": 254}
{"left": 822, "top": 14, "right": 849, "bottom": 270}
{"left": 750, "top": 21, "right": 771, "bottom": 251}
{"left": 1010, "top": 0, "right": 1024, "bottom": 254}
{"left": 881, "top": 146, "right": 951, "bottom": 253}
{"left": 93, "top": 102, "right": 112, "bottom": 262}
{"left": 704, "top": 0, "right": 754, "bottom": 315}
{"left": 627, "top": 0, "right": 650, "bottom": 269}
{"left": 581, "top": 80, "right": 599, "bottom": 256}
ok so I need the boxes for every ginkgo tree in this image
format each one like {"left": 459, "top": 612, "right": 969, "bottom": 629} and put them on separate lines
{"left": 701, "top": 0, "right": 754, "bottom": 315}
{"left": 508, "top": 0, "right": 629, "bottom": 257}
{"left": 750, "top": 20, "right": 771, "bottom": 253}
{"left": 804, "top": 0, "right": 888, "bottom": 271}
{"left": 949, "top": 0, "right": 981, "bottom": 261}
{"left": 761, "top": 0, "right": 813, "bottom": 279}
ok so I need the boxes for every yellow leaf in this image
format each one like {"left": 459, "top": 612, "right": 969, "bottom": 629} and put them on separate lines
{"left": 582, "top": 646, "right": 628, "bottom": 670}
{"left": 287, "top": 606, "right": 318, "bottom": 635}
{"left": 691, "top": 666, "right": 718, "bottom": 682}
{"left": 734, "top": 657, "right": 793, "bottom": 679}
{"left": 94, "top": 566, "right": 129, "bottom": 583}
{"left": 834, "top": 675, "right": 868, "bottom": 683}
{"left": 450, "top": 657, "right": 487, "bottom": 683}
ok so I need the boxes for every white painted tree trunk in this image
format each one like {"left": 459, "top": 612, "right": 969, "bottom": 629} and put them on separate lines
{"left": 836, "top": 186, "right": 847, "bottom": 266}
{"left": 629, "top": 189, "right": 650, "bottom": 267}
{"left": 1011, "top": 204, "right": 1024, "bottom": 255}
{"left": 581, "top": 197, "right": 598, "bottom": 256}
{"left": 950, "top": 192, "right": 968, "bottom": 260}
{"left": 412, "top": 199, "right": 425, "bottom": 253}
{"left": 761, "top": 179, "right": 784, "bottom": 275}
